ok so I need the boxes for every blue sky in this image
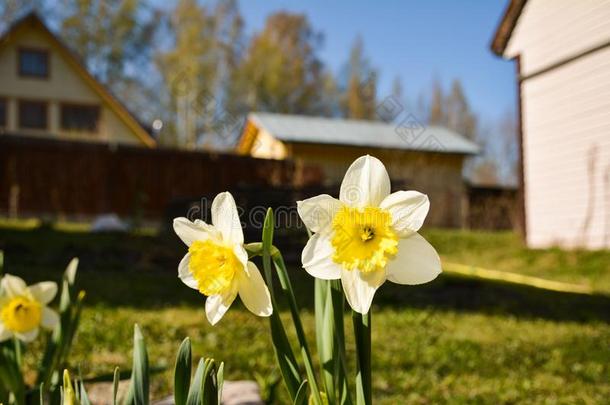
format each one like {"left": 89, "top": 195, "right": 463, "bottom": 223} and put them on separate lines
{"left": 239, "top": 0, "right": 516, "bottom": 122}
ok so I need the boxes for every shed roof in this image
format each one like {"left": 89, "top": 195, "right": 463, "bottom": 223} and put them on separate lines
{"left": 248, "top": 112, "right": 479, "bottom": 155}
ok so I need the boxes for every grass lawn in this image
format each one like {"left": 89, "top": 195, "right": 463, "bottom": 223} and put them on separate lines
{"left": 1, "top": 222, "right": 609, "bottom": 404}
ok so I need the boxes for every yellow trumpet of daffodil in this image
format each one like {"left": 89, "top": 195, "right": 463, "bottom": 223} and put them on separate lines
{"left": 298, "top": 155, "right": 442, "bottom": 314}
{"left": 174, "top": 191, "right": 272, "bottom": 325}
{"left": 0, "top": 274, "right": 59, "bottom": 342}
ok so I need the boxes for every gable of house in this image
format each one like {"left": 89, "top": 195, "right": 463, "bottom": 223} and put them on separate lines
{"left": 0, "top": 13, "right": 155, "bottom": 147}
{"left": 501, "top": 0, "right": 610, "bottom": 76}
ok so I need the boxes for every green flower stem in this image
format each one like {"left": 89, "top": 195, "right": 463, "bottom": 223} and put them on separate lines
{"left": 314, "top": 279, "right": 332, "bottom": 401}
{"left": 38, "top": 265, "right": 85, "bottom": 395}
{"left": 352, "top": 311, "right": 372, "bottom": 405}
{"left": 316, "top": 278, "right": 352, "bottom": 405}
{"left": 272, "top": 251, "right": 323, "bottom": 405}
{"left": 0, "top": 341, "right": 25, "bottom": 405}
{"left": 329, "top": 280, "right": 351, "bottom": 405}
{"left": 247, "top": 241, "right": 349, "bottom": 405}
{"left": 318, "top": 279, "right": 337, "bottom": 405}
{"left": 13, "top": 338, "right": 22, "bottom": 369}
{"left": 261, "top": 209, "right": 323, "bottom": 405}
{"left": 261, "top": 212, "right": 304, "bottom": 402}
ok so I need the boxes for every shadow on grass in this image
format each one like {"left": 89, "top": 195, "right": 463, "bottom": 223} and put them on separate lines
{"left": 1, "top": 226, "right": 609, "bottom": 324}
{"left": 375, "top": 274, "right": 610, "bottom": 323}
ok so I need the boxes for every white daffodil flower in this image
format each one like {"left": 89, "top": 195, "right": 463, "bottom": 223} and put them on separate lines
{"left": 0, "top": 274, "right": 59, "bottom": 342}
{"left": 173, "top": 191, "right": 272, "bottom": 325}
{"left": 298, "top": 155, "right": 441, "bottom": 314}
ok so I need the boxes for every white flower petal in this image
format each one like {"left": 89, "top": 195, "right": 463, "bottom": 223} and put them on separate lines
{"left": 380, "top": 191, "right": 430, "bottom": 236}
{"left": 41, "top": 307, "right": 59, "bottom": 330}
{"left": 301, "top": 233, "right": 342, "bottom": 280}
{"left": 178, "top": 253, "right": 199, "bottom": 290}
{"left": 339, "top": 155, "right": 391, "bottom": 208}
{"left": 205, "top": 287, "right": 238, "bottom": 325}
{"left": 386, "top": 233, "right": 441, "bottom": 285}
{"left": 16, "top": 328, "right": 39, "bottom": 343}
{"left": 0, "top": 323, "right": 12, "bottom": 342}
{"left": 211, "top": 192, "right": 244, "bottom": 245}
{"left": 1, "top": 274, "right": 27, "bottom": 298}
{"left": 238, "top": 262, "right": 272, "bottom": 317}
{"left": 28, "top": 282, "right": 58, "bottom": 305}
{"left": 297, "top": 195, "right": 342, "bottom": 233}
{"left": 341, "top": 269, "right": 386, "bottom": 314}
{"left": 173, "top": 217, "right": 217, "bottom": 246}
{"left": 65, "top": 258, "right": 79, "bottom": 285}
{"left": 233, "top": 245, "right": 249, "bottom": 269}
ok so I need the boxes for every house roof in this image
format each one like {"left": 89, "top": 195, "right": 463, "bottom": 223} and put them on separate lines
{"left": 490, "top": 0, "right": 528, "bottom": 56}
{"left": 246, "top": 112, "right": 479, "bottom": 155}
{"left": 0, "top": 12, "right": 156, "bottom": 147}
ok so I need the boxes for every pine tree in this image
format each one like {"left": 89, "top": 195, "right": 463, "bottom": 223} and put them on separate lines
{"left": 445, "top": 79, "right": 477, "bottom": 141}
{"left": 428, "top": 78, "right": 445, "bottom": 125}
{"left": 427, "top": 78, "right": 477, "bottom": 141}
{"left": 234, "top": 11, "right": 326, "bottom": 115}
{"left": 341, "top": 36, "right": 377, "bottom": 120}
{"left": 391, "top": 76, "right": 403, "bottom": 105}
{"left": 378, "top": 76, "right": 405, "bottom": 122}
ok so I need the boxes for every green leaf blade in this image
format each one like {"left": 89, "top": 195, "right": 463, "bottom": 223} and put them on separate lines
{"left": 186, "top": 359, "right": 205, "bottom": 405}
{"left": 131, "top": 324, "right": 150, "bottom": 405}
{"left": 174, "top": 338, "right": 192, "bottom": 405}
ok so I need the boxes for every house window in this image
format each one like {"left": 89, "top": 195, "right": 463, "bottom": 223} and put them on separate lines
{"left": 18, "top": 48, "right": 49, "bottom": 78}
{"left": 60, "top": 104, "right": 100, "bottom": 132}
{"left": 0, "top": 99, "right": 6, "bottom": 128}
{"left": 18, "top": 100, "right": 48, "bottom": 130}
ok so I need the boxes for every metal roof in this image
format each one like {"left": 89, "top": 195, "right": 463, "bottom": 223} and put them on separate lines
{"left": 249, "top": 112, "right": 479, "bottom": 155}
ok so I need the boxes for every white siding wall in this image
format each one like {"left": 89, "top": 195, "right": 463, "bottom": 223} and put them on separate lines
{"left": 505, "top": 0, "right": 610, "bottom": 249}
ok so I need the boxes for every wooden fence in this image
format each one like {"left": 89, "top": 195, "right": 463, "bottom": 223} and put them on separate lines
{"left": 1, "top": 135, "right": 521, "bottom": 231}
{"left": 0, "top": 135, "right": 296, "bottom": 220}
